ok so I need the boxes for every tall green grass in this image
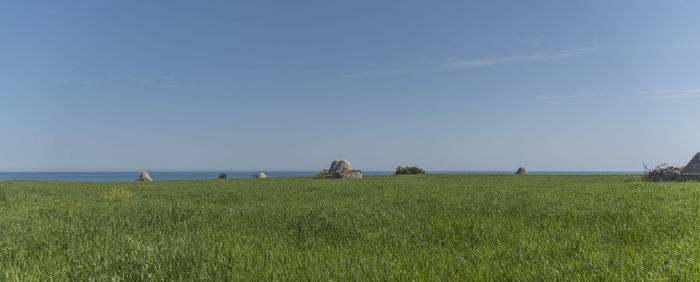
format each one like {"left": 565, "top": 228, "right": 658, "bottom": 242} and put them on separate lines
{"left": 0, "top": 175, "right": 698, "bottom": 280}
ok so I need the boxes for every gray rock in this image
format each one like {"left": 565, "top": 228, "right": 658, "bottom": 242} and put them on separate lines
{"left": 325, "top": 160, "right": 362, "bottom": 179}
{"left": 329, "top": 160, "right": 340, "bottom": 173}
{"left": 136, "top": 171, "right": 152, "bottom": 181}
{"left": 253, "top": 172, "right": 267, "bottom": 179}
{"left": 681, "top": 152, "right": 700, "bottom": 174}
{"left": 644, "top": 166, "right": 683, "bottom": 182}
{"left": 337, "top": 169, "right": 363, "bottom": 179}
{"left": 642, "top": 153, "right": 700, "bottom": 182}
{"left": 335, "top": 160, "right": 353, "bottom": 171}
{"left": 515, "top": 167, "right": 527, "bottom": 175}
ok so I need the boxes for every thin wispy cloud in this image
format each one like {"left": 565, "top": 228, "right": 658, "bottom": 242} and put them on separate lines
{"left": 342, "top": 47, "right": 599, "bottom": 78}
{"left": 517, "top": 38, "right": 545, "bottom": 47}
{"left": 160, "top": 83, "right": 199, "bottom": 88}
{"left": 674, "top": 43, "right": 700, "bottom": 49}
{"left": 445, "top": 47, "right": 599, "bottom": 69}
{"left": 341, "top": 68, "right": 424, "bottom": 78}
{"left": 539, "top": 88, "right": 700, "bottom": 101}
{"left": 632, "top": 88, "right": 700, "bottom": 99}
{"left": 54, "top": 75, "right": 193, "bottom": 87}
{"left": 535, "top": 93, "right": 603, "bottom": 100}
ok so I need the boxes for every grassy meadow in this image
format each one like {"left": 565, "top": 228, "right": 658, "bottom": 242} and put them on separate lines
{"left": 0, "top": 175, "right": 699, "bottom": 280}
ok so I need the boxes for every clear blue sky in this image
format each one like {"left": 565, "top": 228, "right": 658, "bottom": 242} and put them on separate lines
{"left": 1, "top": 1, "right": 699, "bottom": 171}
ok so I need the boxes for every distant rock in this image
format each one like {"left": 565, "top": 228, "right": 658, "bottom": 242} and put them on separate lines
{"left": 329, "top": 160, "right": 340, "bottom": 173}
{"left": 136, "top": 171, "right": 152, "bottom": 181}
{"left": 643, "top": 166, "right": 683, "bottom": 182}
{"left": 515, "top": 167, "right": 527, "bottom": 175}
{"left": 323, "top": 160, "right": 362, "bottom": 179}
{"left": 335, "top": 160, "right": 353, "bottom": 172}
{"left": 254, "top": 172, "right": 267, "bottom": 179}
{"left": 219, "top": 173, "right": 227, "bottom": 179}
{"left": 681, "top": 152, "right": 700, "bottom": 174}
{"left": 645, "top": 152, "right": 700, "bottom": 182}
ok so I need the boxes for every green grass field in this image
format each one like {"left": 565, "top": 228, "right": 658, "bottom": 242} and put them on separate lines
{"left": 1, "top": 175, "right": 698, "bottom": 280}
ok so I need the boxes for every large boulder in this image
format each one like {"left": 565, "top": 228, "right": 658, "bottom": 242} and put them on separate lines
{"left": 324, "top": 160, "right": 362, "bottom": 179}
{"left": 219, "top": 173, "right": 227, "bottom": 179}
{"left": 515, "top": 167, "right": 527, "bottom": 175}
{"left": 253, "top": 172, "right": 267, "bottom": 179}
{"left": 136, "top": 171, "right": 152, "bottom": 181}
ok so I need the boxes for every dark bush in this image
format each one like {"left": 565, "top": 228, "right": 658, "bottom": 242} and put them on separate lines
{"left": 219, "top": 173, "right": 227, "bottom": 179}
{"left": 395, "top": 166, "right": 425, "bottom": 175}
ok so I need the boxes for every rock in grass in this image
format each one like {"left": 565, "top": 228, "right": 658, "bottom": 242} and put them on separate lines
{"left": 136, "top": 171, "right": 152, "bottom": 181}
{"left": 335, "top": 160, "right": 353, "bottom": 172}
{"left": 329, "top": 160, "right": 340, "bottom": 173}
{"left": 643, "top": 166, "right": 682, "bottom": 182}
{"left": 253, "top": 172, "right": 267, "bottom": 179}
{"left": 324, "top": 160, "right": 362, "bottom": 179}
{"left": 219, "top": 173, "right": 227, "bottom": 179}
{"left": 515, "top": 167, "right": 527, "bottom": 175}
{"left": 681, "top": 152, "right": 700, "bottom": 174}
{"left": 645, "top": 152, "right": 700, "bottom": 182}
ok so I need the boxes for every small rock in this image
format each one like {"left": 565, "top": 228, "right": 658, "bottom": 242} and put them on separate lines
{"left": 515, "top": 167, "right": 527, "bottom": 175}
{"left": 253, "top": 172, "right": 267, "bottom": 179}
{"left": 136, "top": 171, "right": 152, "bottom": 181}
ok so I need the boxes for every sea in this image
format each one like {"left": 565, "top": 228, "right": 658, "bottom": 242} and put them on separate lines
{"left": 0, "top": 171, "right": 641, "bottom": 182}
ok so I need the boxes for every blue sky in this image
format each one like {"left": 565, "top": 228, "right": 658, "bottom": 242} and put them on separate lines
{"left": 1, "top": 1, "right": 699, "bottom": 171}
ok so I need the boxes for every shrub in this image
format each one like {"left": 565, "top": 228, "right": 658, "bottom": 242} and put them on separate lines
{"left": 101, "top": 185, "right": 134, "bottom": 201}
{"left": 395, "top": 166, "right": 426, "bottom": 175}
{"left": 0, "top": 184, "right": 6, "bottom": 202}
{"left": 623, "top": 176, "right": 643, "bottom": 183}
{"left": 314, "top": 170, "right": 330, "bottom": 179}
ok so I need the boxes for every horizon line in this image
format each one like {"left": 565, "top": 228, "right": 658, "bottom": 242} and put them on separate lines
{"left": 0, "top": 169, "right": 644, "bottom": 173}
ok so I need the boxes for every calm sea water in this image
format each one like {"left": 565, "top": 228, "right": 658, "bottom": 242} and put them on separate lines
{"left": 0, "top": 171, "right": 640, "bottom": 182}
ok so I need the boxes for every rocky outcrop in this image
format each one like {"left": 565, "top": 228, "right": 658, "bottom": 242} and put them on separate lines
{"left": 329, "top": 160, "right": 340, "bottom": 173}
{"left": 336, "top": 160, "right": 353, "bottom": 172}
{"left": 644, "top": 153, "right": 700, "bottom": 182}
{"left": 136, "top": 171, "right": 152, "bottom": 181}
{"left": 515, "top": 167, "right": 527, "bottom": 175}
{"left": 323, "top": 160, "right": 362, "bottom": 179}
{"left": 643, "top": 166, "right": 683, "bottom": 182}
{"left": 219, "top": 173, "right": 227, "bottom": 179}
{"left": 681, "top": 152, "right": 700, "bottom": 174}
{"left": 253, "top": 172, "right": 267, "bottom": 179}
